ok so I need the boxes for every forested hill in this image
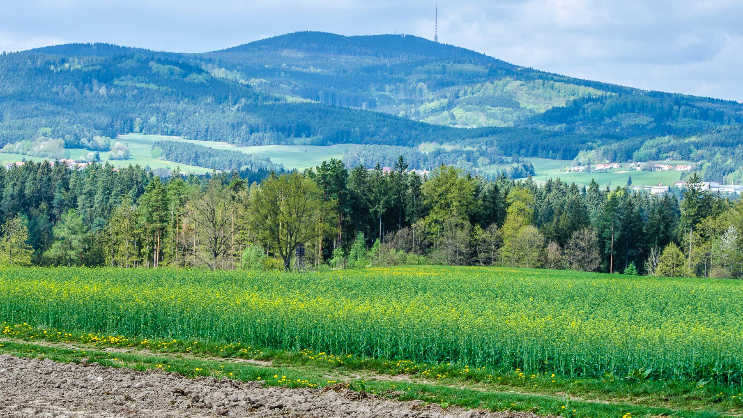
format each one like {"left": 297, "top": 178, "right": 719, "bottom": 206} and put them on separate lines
{"left": 202, "top": 32, "right": 743, "bottom": 171}
{"left": 0, "top": 38, "right": 608, "bottom": 161}
{"left": 203, "top": 32, "right": 743, "bottom": 129}
{"left": 3, "top": 31, "right": 743, "bottom": 177}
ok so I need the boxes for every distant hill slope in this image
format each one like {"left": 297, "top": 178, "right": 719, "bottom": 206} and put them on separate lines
{"left": 2, "top": 32, "right": 743, "bottom": 181}
{"left": 203, "top": 32, "right": 743, "bottom": 133}
{"left": 30, "top": 43, "right": 152, "bottom": 57}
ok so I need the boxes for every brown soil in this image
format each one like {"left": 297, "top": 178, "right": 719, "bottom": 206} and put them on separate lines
{"left": 0, "top": 354, "right": 539, "bottom": 417}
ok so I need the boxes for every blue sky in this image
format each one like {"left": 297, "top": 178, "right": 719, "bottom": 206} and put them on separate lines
{"left": 2, "top": 0, "right": 741, "bottom": 102}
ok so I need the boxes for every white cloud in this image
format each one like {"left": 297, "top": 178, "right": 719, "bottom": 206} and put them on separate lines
{"left": 0, "top": 31, "right": 65, "bottom": 53}
{"left": 428, "top": 0, "right": 743, "bottom": 101}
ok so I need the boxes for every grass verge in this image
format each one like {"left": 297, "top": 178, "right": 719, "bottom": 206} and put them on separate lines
{"left": 1, "top": 324, "right": 741, "bottom": 417}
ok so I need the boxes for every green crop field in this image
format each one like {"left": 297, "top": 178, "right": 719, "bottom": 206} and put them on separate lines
{"left": 1, "top": 266, "right": 741, "bottom": 386}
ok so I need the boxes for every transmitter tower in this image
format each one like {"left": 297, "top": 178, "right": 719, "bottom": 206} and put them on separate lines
{"left": 435, "top": 3, "right": 439, "bottom": 43}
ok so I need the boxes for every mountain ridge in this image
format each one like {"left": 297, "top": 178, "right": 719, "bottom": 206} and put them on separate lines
{"left": 4, "top": 31, "right": 743, "bottom": 182}
{"left": 26, "top": 32, "right": 742, "bottom": 105}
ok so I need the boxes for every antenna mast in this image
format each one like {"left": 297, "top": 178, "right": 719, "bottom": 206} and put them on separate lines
{"left": 435, "top": 3, "right": 439, "bottom": 43}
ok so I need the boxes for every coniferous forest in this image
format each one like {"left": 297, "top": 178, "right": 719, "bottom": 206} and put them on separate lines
{"left": 0, "top": 158, "right": 740, "bottom": 279}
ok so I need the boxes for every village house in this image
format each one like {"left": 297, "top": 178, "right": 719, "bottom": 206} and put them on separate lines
{"left": 635, "top": 183, "right": 671, "bottom": 195}
{"left": 594, "top": 163, "right": 620, "bottom": 171}
{"left": 5, "top": 161, "right": 25, "bottom": 170}
{"left": 569, "top": 165, "right": 588, "bottom": 173}
{"left": 675, "top": 181, "right": 743, "bottom": 194}
{"left": 410, "top": 169, "right": 430, "bottom": 177}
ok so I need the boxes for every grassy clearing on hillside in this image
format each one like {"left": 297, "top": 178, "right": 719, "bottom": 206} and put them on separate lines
{"left": 0, "top": 153, "right": 47, "bottom": 165}
{"left": 0, "top": 134, "right": 690, "bottom": 186}
{"left": 118, "top": 134, "right": 355, "bottom": 170}
{"left": 0, "top": 134, "right": 354, "bottom": 173}
{"left": 527, "top": 158, "right": 684, "bottom": 188}
{"left": 69, "top": 140, "right": 211, "bottom": 174}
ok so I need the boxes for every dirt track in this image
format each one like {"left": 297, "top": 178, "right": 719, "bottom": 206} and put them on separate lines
{"left": 0, "top": 354, "right": 540, "bottom": 417}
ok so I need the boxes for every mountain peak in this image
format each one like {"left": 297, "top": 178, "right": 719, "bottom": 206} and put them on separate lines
{"left": 211, "top": 31, "right": 508, "bottom": 66}
{"left": 27, "top": 42, "right": 150, "bottom": 57}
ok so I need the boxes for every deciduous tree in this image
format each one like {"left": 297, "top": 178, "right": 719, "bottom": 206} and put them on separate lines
{"left": 249, "top": 172, "right": 332, "bottom": 271}
{"left": 0, "top": 215, "right": 32, "bottom": 266}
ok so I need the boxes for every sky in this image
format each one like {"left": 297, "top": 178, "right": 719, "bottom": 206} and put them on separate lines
{"left": 1, "top": 0, "right": 741, "bottom": 102}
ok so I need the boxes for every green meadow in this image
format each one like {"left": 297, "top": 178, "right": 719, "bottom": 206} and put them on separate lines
{"left": 527, "top": 158, "right": 685, "bottom": 188}
{"left": 117, "top": 134, "right": 355, "bottom": 170}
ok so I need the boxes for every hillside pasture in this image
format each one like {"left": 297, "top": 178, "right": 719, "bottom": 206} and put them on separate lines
{"left": 118, "top": 134, "right": 355, "bottom": 170}
{"left": 528, "top": 158, "right": 684, "bottom": 188}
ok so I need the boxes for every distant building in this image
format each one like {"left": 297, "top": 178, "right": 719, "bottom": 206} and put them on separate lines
{"left": 6, "top": 162, "right": 21, "bottom": 169}
{"left": 675, "top": 181, "right": 743, "bottom": 194}
{"left": 675, "top": 165, "right": 692, "bottom": 171}
{"left": 368, "top": 167, "right": 429, "bottom": 177}
{"left": 635, "top": 183, "right": 671, "bottom": 195}
{"left": 594, "top": 163, "right": 620, "bottom": 171}
{"left": 654, "top": 164, "right": 674, "bottom": 171}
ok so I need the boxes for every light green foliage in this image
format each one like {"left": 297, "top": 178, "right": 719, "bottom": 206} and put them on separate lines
{"left": 241, "top": 244, "right": 267, "bottom": 271}
{"left": 501, "top": 187, "right": 537, "bottom": 265}
{"left": 329, "top": 247, "right": 346, "bottom": 269}
{"left": 249, "top": 172, "right": 332, "bottom": 271}
{"left": 369, "top": 238, "right": 380, "bottom": 264}
{"left": 108, "top": 142, "right": 130, "bottom": 160}
{"left": 150, "top": 146, "right": 163, "bottom": 158}
{"left": 0, "top": 216, "right": 32, "bottom": 266}
{"left": 189, "top": 179, "right": 237, "bottom": 270}
{"left": 81, "top": 135, "right": 112, "bottom": 151}
{"left": 655, "top": 243, "right": 687, "bottom": 278}
{"left": 422, "top": 166, "right": 476, "bottom": 234}
{"left": 402, "top": 77, "right": 605, "bottom": 128}
{"left": 2, "top": 137, "right": 66, "bottom": 160}
{"left": 502, "top": 187, "right": 535, "bottom": 238}
{"left": 710, "top": 225, "right": 743, "bottom": 278}
{"left": 503, "top": 225, "right": 544, "bottom": 268}
{"left": 347, "top": 233, "right": 368, "bottom": 269}
{"left": 2, "top": 266, "right": 743, "bottom": 386}
{"left": 624, "top": 262, "right": 638, "bottom": 275}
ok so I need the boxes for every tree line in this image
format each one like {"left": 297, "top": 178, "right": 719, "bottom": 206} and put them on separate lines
{"left": 0, "top": 158, "right": 740, "bottom": 278}
{"left": 153, "top": 140, "right": 283, "bottom": 172}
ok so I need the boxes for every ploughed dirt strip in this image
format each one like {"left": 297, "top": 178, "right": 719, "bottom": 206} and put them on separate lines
{"left": 0, "top": 354, "right": 539, "bottom": 418}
